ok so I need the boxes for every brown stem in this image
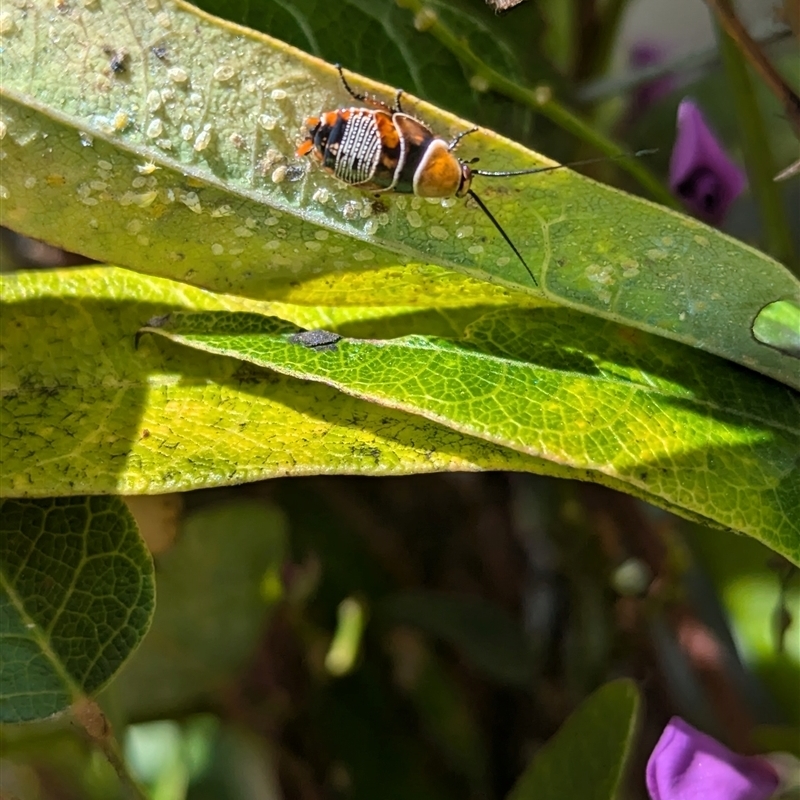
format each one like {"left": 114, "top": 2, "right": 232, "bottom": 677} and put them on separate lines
{"left": 72, "top": 698, "right": 149, "bottom": 800}
{"left": 704, "top": 0, "right": 800, "bottom": 137}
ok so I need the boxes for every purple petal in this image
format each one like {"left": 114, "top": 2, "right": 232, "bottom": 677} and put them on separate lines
{"left": 629, "top": 42, "right": 675, "bottom": 110}
{"left": 669, "top": 100, "right": 747, "bottom": 225}
{"left": 646, "top": 718, "right": 779, "bottom": 800}
{"left": 630, "top": 42, "right": 665, "bottom": 69}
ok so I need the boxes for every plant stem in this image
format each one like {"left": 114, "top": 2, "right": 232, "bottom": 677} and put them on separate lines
{"left": 73, "top": 697, "right": 150, "bottom": 800}
{"left": 401, "top": 0, "right": 679, "bottom": 209}
{"left": 714, "top": 13, "right": 797, "bottom": 270}
{"left": 705, "top": 0, "right": 800, "bottom": 138}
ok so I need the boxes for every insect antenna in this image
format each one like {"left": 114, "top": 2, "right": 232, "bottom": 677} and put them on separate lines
{"left": 467, "top": 189, "right": 538, "bottom": 287}
{"left": 472, "top": 149, "right": 657, "bottom": 178}
{"left": 448, "top": 127, "right": 479, "bottom": 151}
{"left": 466, "top": 150, "right": 656, "bottom": 288}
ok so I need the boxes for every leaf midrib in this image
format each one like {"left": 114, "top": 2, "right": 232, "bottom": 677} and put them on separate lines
{"left": 186, "top": 332, "right": 800, "bottom": 436}
{"left": 0, "top": 564, "right": 81, "bottom": 708}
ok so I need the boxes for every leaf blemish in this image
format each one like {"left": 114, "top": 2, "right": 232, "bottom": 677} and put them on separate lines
{"left": 167, "top": 67, "right": 189, "bottom": 84}
{"left": 342, "top": 200, "right": 360, "bottom": 219}
{"left": 289, "top": 330, "right": 342, "bottom": 351}
{"left": 145, "top": 118, "right": 163, "bottom": 139}
{"left": 312, "top": 187, "right": 330, "bottom": 205}
{"left": 193, "top": 127, "right": 212, "bottom": 152}
{"left": 213, "top": 64, "right": 236, "bottom": 82}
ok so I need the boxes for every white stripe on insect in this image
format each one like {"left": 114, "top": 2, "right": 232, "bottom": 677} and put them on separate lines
{"left": 334, "top": 109, "right": 382, "bottom": 185}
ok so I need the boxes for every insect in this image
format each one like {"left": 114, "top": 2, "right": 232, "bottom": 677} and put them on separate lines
{"left": 297, "top": 67, "right": 654, "bottom": 289}
{"left": 296, "top": 66, "right": 557, "bottom": 285}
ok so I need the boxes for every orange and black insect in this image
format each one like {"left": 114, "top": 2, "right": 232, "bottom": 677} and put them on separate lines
{"left": 297, "top": 67, "right": 653, "bottom": 288}
{"left": 296, "top": 66, "right": 560, "bottom": 286}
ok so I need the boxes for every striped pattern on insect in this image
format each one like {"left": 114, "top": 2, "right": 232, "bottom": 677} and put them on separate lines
{"left": 297, "top": 66, "right": 654, "bottom": 288}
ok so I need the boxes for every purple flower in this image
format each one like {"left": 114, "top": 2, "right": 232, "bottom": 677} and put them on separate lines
{"left": 629, "top": 42, "right": 675, "bottom": 113}
{"left": 669, "top": 99, "right": 747, "bottom": 225}
{"left": 646, "top": 717, "right": 779, "bottom": 800}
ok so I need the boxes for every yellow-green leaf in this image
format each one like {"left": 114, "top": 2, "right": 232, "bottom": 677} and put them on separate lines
{"left": 0, "top": 267, "right": 553, "bottom": 495}
{"left": 0, "top": 0, "right": 798, "bottom": 389}
{"left": 140, "top": 304, "right": 800, "bottom": 564}
{"left": 0, "top": 267, "right": 729, "bottom": 532}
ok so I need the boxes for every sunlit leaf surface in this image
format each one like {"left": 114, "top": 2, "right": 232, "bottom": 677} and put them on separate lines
{"left": 0, "top": 0, "right": 798, "bottom": 388}
{"left": 0, "top": 268, "right": 554, "bottom": 495}
{"left": 140, "top": 298, "right": 799, "bottom": 562}
{"left": 2, "top": 266, "right": 798, "bottom": 561}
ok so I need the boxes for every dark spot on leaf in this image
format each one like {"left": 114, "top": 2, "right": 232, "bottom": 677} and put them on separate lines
{"left": 103, "top": 46, "right": 129, "bottom": 74}
{"left": 145, "top": 314, "right": 171, "bottom": 329}
{"left": 135, "top": 315, "right": 170, "bottom": 349}
{"left": 284, "top": 165, "right": 306, "bottom": 182}
{"left": 289, "top": 330, "right": 342, "bottom": 352}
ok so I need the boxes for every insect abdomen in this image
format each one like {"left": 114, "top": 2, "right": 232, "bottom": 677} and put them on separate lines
{"left": 315, "top": 109, "right": 381, "bottom": 186}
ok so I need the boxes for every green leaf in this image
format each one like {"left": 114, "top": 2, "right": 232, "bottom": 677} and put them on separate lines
{"left": 0, "top": 267, "right": 552, "bottom": 496}
{"left": 0, "top": 0, "right": 798, "bottom": 389}
{"left": 140, "top": 305, "right": 800, "bottom": 564}
{"left": 0, "top": 496, "right": 154, "bottom": 723}
{"left": 507, "top": 679, "right": 640, "bottom": 800}
{"left": 108, "top": 500, "right": 285, "bottom": 720}
{"left": 752, "top": 300, "right": 800, "bottom": 358}
{"left": 2, "top": 266, "right": 774, "bottom": 546}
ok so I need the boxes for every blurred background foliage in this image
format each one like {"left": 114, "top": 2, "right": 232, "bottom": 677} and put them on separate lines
{"left": 1, "top": 0, "right": 798, "bottom": 798}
